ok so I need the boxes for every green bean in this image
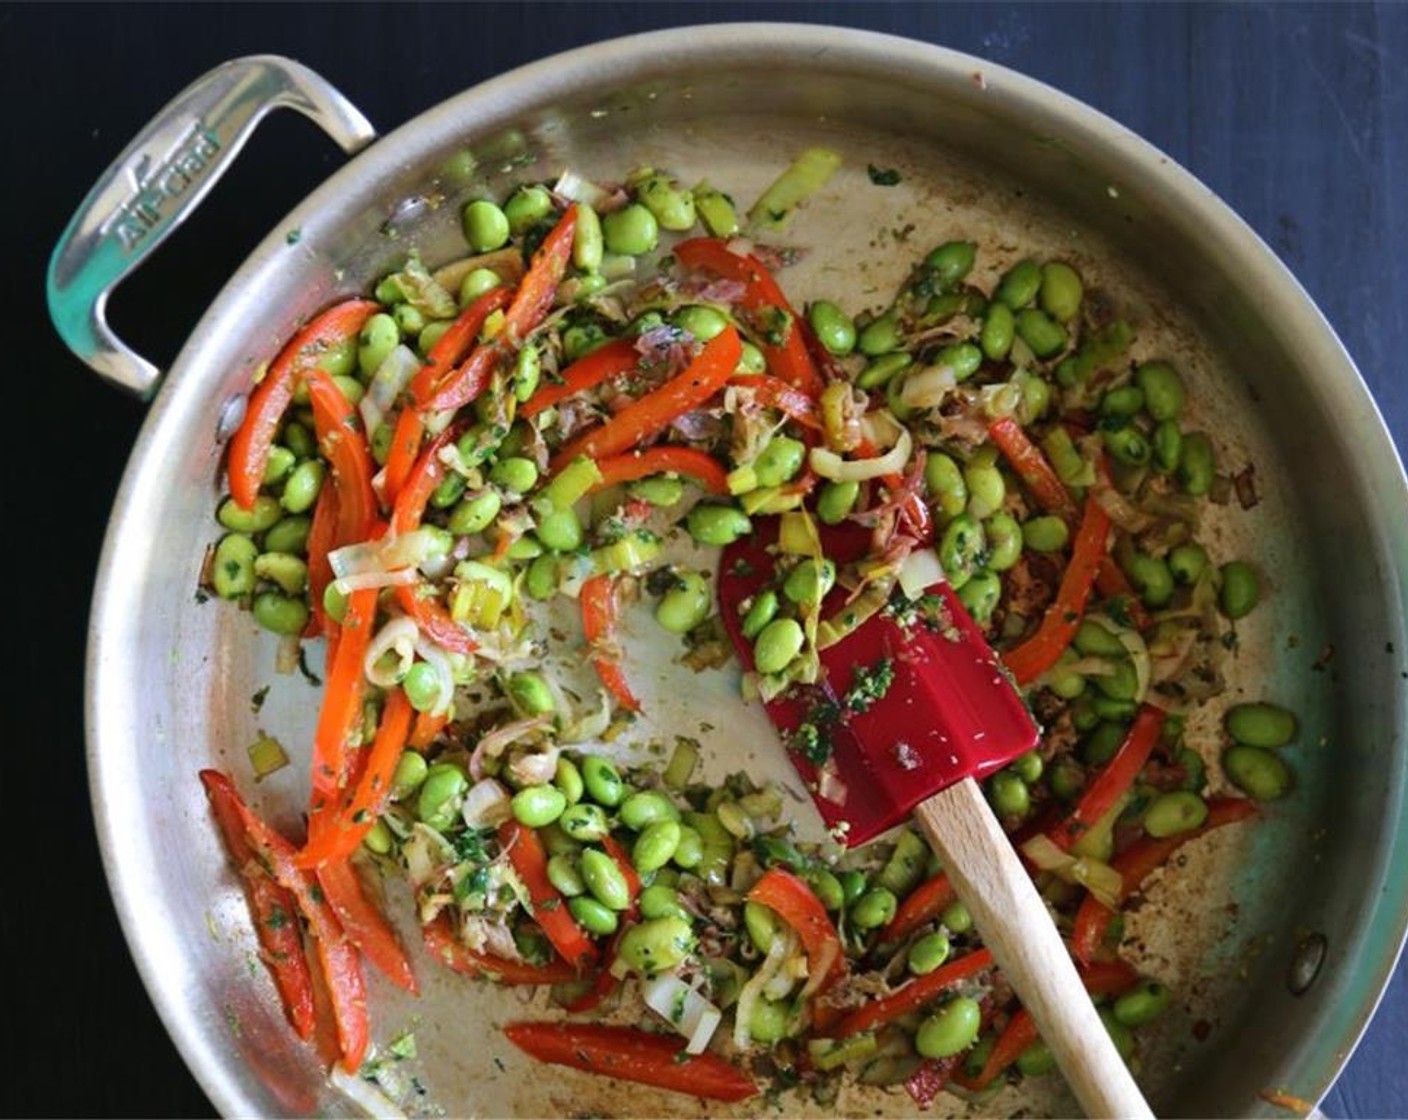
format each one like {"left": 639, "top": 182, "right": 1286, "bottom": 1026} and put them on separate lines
{"left": 1224, "top": 745, "right": 1291, "bottom": 801}
{"left": 507, "top": 671, "right": 555, "bottom": 717}
{"left": 536, "top": 507, "right": 583, "bottom": 552}
{"left": 1168, "top": 543, "right": 1208, "bottom": 585}
{"left": 1039, "top": 261, "right": 1084, "bottom": 322}
{"left": 753, "top": 618, "right": 804, "bottom": 675}
{"left": 816, "top": 480, "right": 860, "bottom": 525}
{"left": 957, "top": 569, "right": 1001, "bottom": 625}
{"left": 212, "top": 534, "right": 258, "bottom": 599}
{"left": 939, "top": 513, "right": 986, "bottom": 590}
{"left": 984, "top": 512, "right": 1022, "bottom": 572}
{"left": 618, "top": 916, "right": 694, "bottom": 975}
{"left": 686, "top": 504, "right": 751, "bottom": 546}
{"left": 580, "top": 847, "right": 631, "bottom": 911}
{"left": 1104, "top": 426, "right": 1151, "bottom": 467}
{"left": 925, "top": 452, "right": 968, "bottom": 521}
{"left": 855, "top": 351, "right": 912, "bottom": 391}
{"left": 1101, "top": 385, "right": 1146, "bottom": 420}
{"left": 602, "top": 204, "right": 658, "bottom": 256}
{"left": 1134, "top": 361, "right": 1186, "bottom": 422}
{"left": 1123, "top": 552, "right": 1175, "bottom": 608}
{"left": 857, "top": 313, "right": 902, "bottom": 357}
{"left": 251, "top": 591, "right": 309, "bottom": 636}
{"left": 915, "top": 998, "right": 983, "bottom": 1061}
{"left": 1143, "top": 791, "right": 1209, "bottom": 838}
{"left": 980, "top": 301, "right": 1016, "bottom": 361}
{"left": 672, "top": 304, "right": 730, "bottom": 342}
{"left": 392, "top": 752, "right": 428, "bottom": 800}
{"left": 217, "top": 495, "right": 282, "bottom": 534}
{"left": 512, "top": 785, "right": 568, "bottom": 828}
{"left": 925, "top": 240, "right": 976, "bottom": 288}
{"left": 635, "top": 173, "right": 696, "bottom": 231}
{"left": 1226, "top": 703, "right": 1297, "bottom": 748}
{"left": 908, "top": 930, "right": 952, "bottom": 975}
{"left": 783, "top": 558, "right": 836, "bottom": 606}
{"left": 1177, "top": 432, "right": 1216, "bottom": 496}
{"left": 1219, "top": 561, "right": 1260, "bottom": 619}
{"left": 850, "top": 887, "right": 897, "bottom": 930}
{"left": 640, "top": 884, "right": 689, "bottom": 922}
{"left": 581, "top": 756, "right": 625, "bottom": 808}
{"left": 462, "top": 199, "right": 510, "bottom": 252}
{"left": 1021, "top": 515, "right": 1069, "bottom": 553}
{"left": 995, "top": 259, "right": 1042, "bottom": 309}
{"left": 988, "top": 771, "right": 1030, "bottom": 818}
{"left": 418, "top": 763, "right": 468, "bottom": 830}
{"left": 568, "top": 896, "right": 619, "bottom": 937}
{"left": 808, "top": 300, "right": 856, "bottom": 355}
{"left": 280, "top": 461, "right": 325, "bottom": 514}
{"left": 254, "top": 552, "right": 308, "bottom": 595}
{"left": 620, "top": 790, "right": 680, "bottom": 830}
{"left": 1113, "top": 980, "right": 1171, "bottom": 1027}
{"left": 559, "top": 802, "right": 610, "bottom": 841}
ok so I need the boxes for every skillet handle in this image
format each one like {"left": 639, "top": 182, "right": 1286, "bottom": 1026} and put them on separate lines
{"left": 46, "top": 55, "right": 376, "bottom": 398}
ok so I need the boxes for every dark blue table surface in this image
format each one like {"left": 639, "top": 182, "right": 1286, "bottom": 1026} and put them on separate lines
{"left": 5, "top": 2, "right": 1403, "bottom": 1116}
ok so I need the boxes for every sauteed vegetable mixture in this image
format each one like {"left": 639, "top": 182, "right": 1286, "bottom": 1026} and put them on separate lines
{"left": 201, "top": 151, "right": 1299, "bottom": 1110}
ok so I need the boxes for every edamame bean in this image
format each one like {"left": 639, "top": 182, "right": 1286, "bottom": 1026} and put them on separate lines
{"left": 281, "top": 461, "right": 325, "bottom": 514}
{"left": 418, "top": 763, "right": 468, "bottom": 830}
{"left": 636, "top": 173, "right": 695, "bottom": 231}
{"left": 403, "top": 662, "right": 441, "bottom": 712}
{"left": 392, "top": 752, "right": 428, "bottom": 800}
{"left": 1092, "top": 657, "right": 1139, "bottom": 702}
{"left": 213, "top": 534, "right": 258, "bottom": 599}
{"left": 280, "top": 420, "right": 315, "bottom": 460}
{"left": 806, "top": 869, "right": 845, "bottom": 912}
{"left": 524, "top": 554, "right": 558, "bottom": 601}
{"left": 672, "top": 304, "right": 730, "bottom": 342}
{"left": 1049, "top": 759, "right": 1085, "bottom": 801}
{"left": 1134, "top": 361, "right": 1186, "bottom": 422}
{"left": 748, "top": 1000, "right": 790, "bottom": 1043}
{"left": 736, "top": 342, "right": 767, "bottom": 374}
{"left": 850, "top": 887, "right": 898, "bottom": 930}
{"left": 743, "top": 900, "right": 778, "bottom": 953}
{"left": 363, "top": 820, "right": 393, "bottom": 855}
{"left": 602, "top": 204, "right": 658, "bottom": 256}
{"left": 925, "top": 452, "right": 968, "bottom": 521}
{"left": 416, "top": 323, "right": 450, "bottom": 358}
{"left": 817, "top": 480, "right": 860, "bottom": 525}
{"left": 753, "top": 618, "right": 804, "bottom": 675}
{"left": 964, "top": 462, "right": 1005, "bottom": 519}
{"left": 655, "top": 571, "right": 711, "bottom": 634}
{"left": 1168, "top": 543, "right": 1208, "bottom": 585}
{"left": 393, "top": 302, "right": 425, "bottom": 338}
{"left": 1113, "top": 980, "right": 1171, "bottom": 1027}
{"left": 251, "top": 591, "right": 309, "bottom": 636}
{"left": 1104, "top": 426, "right": 1151, "bottom": 467}
{"left": 808, "top": 300, "right": 856, "bottom": 354}
{"left": 568, "top": 896, "right": 619, "bottom": 936}
{"left": 783, "top": 558, "right": 836, "bottom": 606}
{"left": 857, "top": 313, "right": 902, "bottom": 357}
{"left": 263, "top": 446, "right": 296, "bottom": 486}
{"left": 553, "top": 757, "right": 585, "bottom": 805}
{"left": 571, "top": 203, "right": 604, "bottom": 273}
{"left": 686, "top": 504, "right": 751, "bottom": 546}
{"left": 980, "top": 302, "right": 1015, "bottom": 361}
{"left": 988, "top": 771, "right": 1030, "bottom": 818}
{"left": 1039, "top": 261, "right": 1084, "bottom": 322}
{"left": 941, "top": 901, "right": 973, "bottom": 933}
{"left": 1123, "top": 552, "right": 1175, "bottom": 608}
{"left": 562, "top": 322, "right": 609, "bottom": 362}
{"left": 254, "top": 552, "right": 308, "bottom": 595}
{"left": 995, "top": 259, "right": 1042, "bottom": 309}
{"left": 620, "top": 791, "right": 681, "bottom": 830}
{"left": 926, "top": 240, "right": 976, "bottom": 288}
{"left": 917, "top": 997, "right": 983, "bottom": 1059}
{"left": 1074, "top": 619, "right": 1126, "bottom": 657}
{"left": 837, "top": 870, "right": 867, "bottom": 906}
{"left": 908, "top": 930, "right": 952, "bottom": 975}
{"left": 1143, "top": 791, "right": 1209, "bottom": 838}
{"left": 462, "top": 199, "right": 510, "bottom": 252}
{"left": 1017, "top": 1039, "right": 1058, "bottom": 1077}
{"left": 1226, "top": 703, "right": 1297, "bottom": 748}
{"left": 1013, "top": 751, "right": 1044, "bottom": 783}
{"left": 263, "top": 516, "right": 312, "bottom": 556}
{"left": 957, "top": 569, "right": 1002, "bottom": 625}
{"left": 489, "top": 456, "right": 539, "bottom": 494}
{"left": 559, "top": 802, "right": 610, "bottom": 841}
{"left": 1021, "top": 515, "right": 1069, "bottom": 553}
{"left": 1101, "top": 385, "right": 1146, "bottom": 419}
{"left": 1152, "top": 419, "right": 1182, "bottom": 473}
{"left": 218, "top": 495, "right": 282, "bottom": 534}
{"left": 855, "top": 351, "right": 912, "bottom": 390}
{"left": 936, "top": 342, "right": 984, "bottom": 383}
{"left": 546, "top": 853, "right": 586, "bottom": 897}
{"left": 740, "top": 590, "right": 779, "bottom": 641}
{"left": 357, "top": 312, "right": 400, "bottom": 378}
{"left": 640, "top": 884, "right": 690, "bottom": 921}
{"left": 323, "top": 582, "right": 348, "bottom": 624}
{"left": 581, "top": 847, "right": 632, "bottom": 911}
{"left": 1092, "top": 696, "right": 1138, "bottom": 721}
{"left": 537, "top": 508, "right": 583, "bottom": 552}
{"left": 939, "top": 513, "right": 986, "bottom": 590}
{"left": 512, "top": 785, "right": 568, "bottom": 828}
{"left": 985, "top": 512, "right": 1022, "bottom": 572}
{"left": 754, "top": 436, "right": 806, "bottom": 487}
{"left": 1177, "top": 432, "right": 1216, "bottom": 496}
{"left": 581, "top": 756, "right": 625, "bottom": 807}
{"left": 457, "top": 268, "right": 501, "bottom": 308}
{"left": 504, "top": 184, "right": 553, "bottom": 234}
{"left": 448, "top": 490, "right": 502, "bottom": 536}
{"left": 431, "top": 472, "right": 467, "bottom": 510}
{"left": 628, "top": 475, "right": 685, "bottom": 507}
{"left": 1219, "top": 561, "right": 1260, "bottom": 619}
{"left": 618, "top": 916, "right": 694, "bottom": 975}
{"left": 1223, "top": 745, "right": 1291, "bottom": 801}
{"left": 671, "top": 825, "right": 703, "bottom": 869}
{"left": 507, "top": 671, "right": 555, "bottom": 717}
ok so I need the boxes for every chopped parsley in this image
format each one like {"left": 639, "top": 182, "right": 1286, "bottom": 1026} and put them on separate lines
{"left": 867, "top": 164, "right": 902, "bottom": 186}
{"left": 844, "top": 657, "right": 894, "bottom": 713}
{"left": 453, "top": 827, "right": 492, "bottom": 863}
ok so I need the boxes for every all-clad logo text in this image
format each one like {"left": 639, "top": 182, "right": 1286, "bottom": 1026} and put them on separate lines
{"left": 111, "top": 126, "right": 222, "bottom": 252}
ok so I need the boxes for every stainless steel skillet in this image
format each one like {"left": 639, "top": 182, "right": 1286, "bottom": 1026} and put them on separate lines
{"left": 50, "top": 24, "right": 1408, "bottom": 1118}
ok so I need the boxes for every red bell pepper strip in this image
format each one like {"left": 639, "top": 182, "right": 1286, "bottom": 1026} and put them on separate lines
{"left": 549, "top": 328, "right": 742, "bottom": 474}
{"left": 306, "top": 369, "right": 379, "bottom": 550}
{"left": 971, "top": 1008, "right": 1039, "bottom": 1089}
{"left": 747, "top": 868, "right": 847, "bottom": 990}
{"left": 394, "top": 581, "right": 478, "bottom": 657}
{"left": 390, "top": 418, "right": 472, "bottom": 535}
{"left": 307, "top": 586, "right": 378, "bottom": 832}
{"left": 589, "top": 446, "right": 730, "bottom": 496}
{"left": 422, "top": 914, "right": 581, "bottom": 984}
{"left": 419, "top": 206, "right": 578, "bottom": 413}
{"left": 1048, "top": 703, "right": 1166, "bottom": 852}
{"left": 905, "top": 1054, "right": 964, "bottom": 1110}
{"left": 673, "top": 237, "right": 824, "bottom": 398}
{"left": 382, "top": 287, "right": 513, "bottom": 502}
{"left": 1001, "top": 497, "right": 1111, "bottom": 685}
{"left": 200, "top": 771, "right": 316, "bottom": 1040}
{"left": 298, "top": 689, "right": 414, "bottom": 870}
{"left": 501, "top": 1022, "right": 759, "bottom": 1103}
{"left": 315, "top": 857, "right": 418, "bottom": 994}
{"left": 828, "top": 948, "right": 994, "bottom": 1037}
{"left": 1072, "top": 796, "right": 1257, "bottom": 963}
{"left": 227, "top": 299, "right": 379, "bottom": 511}
{"left": 499, "top": 820, "right": 599, "bottom": 970}
{"left": 408, "top": 708, "right": 449, "bottom": 750}
{"left": 204, "top": 770, "right": 369, "bottom": 1073}
{"left": 305, "top": 482, "right": 340, "bottom": 638}
{"left": 729, "top": 373, "right": 822, "bottom": 429}
{"left": 580, "top": 573, "right": 640, "bottom": 713}
{"left": 1078, "top": 959, "right": 1141, "bottom": 996}
{"left": 520, "top": 337, "right": 641, "bottom": 418}
{"left": 988, "top": 416, "right": 1079, "bottom": 521}
{"left": 879, "top": 871, "right": 955, "bottom": 944}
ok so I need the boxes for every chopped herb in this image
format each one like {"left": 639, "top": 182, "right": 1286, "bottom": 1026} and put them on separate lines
{"left": 285, "top": 228, "right": 302, "bottom": 245}
{"left": 867, "top": 164, "right": 902, "bottom": 186}
{"left": 844, "top": 657, "right": 894, "bottom": 713}
{"left": 249, "top": 685, "right": 270, "bottom": 713}
{"left": 265, "top": 905, "right": 289, "bottom": 931}
{"left": 453, "top": 828, "right": 492, "bottom": 863}
{"left": 388, "top": 1031, "right": 418, "bottom": 1060}
{"left": 296, "top": 648, "right": 322, "bottom": 687}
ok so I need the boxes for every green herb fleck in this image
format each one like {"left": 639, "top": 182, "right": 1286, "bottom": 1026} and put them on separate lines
{"left": 867, "top": 164, "right": 902, "bottom": 186}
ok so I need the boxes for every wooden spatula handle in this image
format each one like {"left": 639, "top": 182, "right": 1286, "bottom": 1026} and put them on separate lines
{"left": 916, "top": 778, "right": 1154, "bottom": 1119}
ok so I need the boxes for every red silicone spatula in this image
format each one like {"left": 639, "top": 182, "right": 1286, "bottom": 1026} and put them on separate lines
{"left": 718, "top": 518, "right": 1152, "bottom": 1119}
